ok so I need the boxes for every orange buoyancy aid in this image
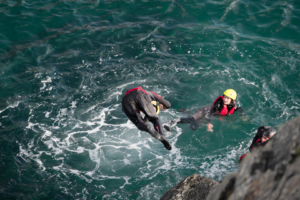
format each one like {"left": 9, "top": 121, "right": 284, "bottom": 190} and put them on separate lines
{"left": 211, "top": 96, "right": 235, "bottom": 116}
{"left": 124, "top": 86, "right": 147, "bottom": 96}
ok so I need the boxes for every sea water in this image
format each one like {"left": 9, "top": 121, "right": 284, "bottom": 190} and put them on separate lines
{"left": 0, "top": 0, "right": 300, "bottom": 199}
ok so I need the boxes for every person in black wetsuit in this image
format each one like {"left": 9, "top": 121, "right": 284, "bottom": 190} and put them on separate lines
{"left": 248, "top": 125, "right": 276, "bottom": 152}
{"left": 122, "top": 87, "right": 172, "bottom": 150}
{"left": 239, "top": 126, "right": 276, "bottom": 163}
{"left": 163, "top": 89, "right": 244, "bottom": 132}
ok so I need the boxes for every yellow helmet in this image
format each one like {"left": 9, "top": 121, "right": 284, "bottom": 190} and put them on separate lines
{"left": 151, "top": 101, "right": 160, "bottom": 114}
{"left": 223, "top": 89, "right": 237, "bottom": 100}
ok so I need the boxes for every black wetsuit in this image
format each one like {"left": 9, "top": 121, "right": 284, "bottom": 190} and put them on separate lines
{"left": 239, "top": 126, "right": 276, "bottom": 163}
{"left": 164, "top": 97, "right": 244, "bottom": 130}
{"left": 122, "top": 87, "right": 172, "bottom": 150}
{"left": 249, "top": 126, "right": 275, "bottom": 152}
{"left": 249, "top": 126, "right": 265, "bottom": 151}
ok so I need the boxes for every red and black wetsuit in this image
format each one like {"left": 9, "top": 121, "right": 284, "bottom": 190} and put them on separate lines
{"left": 239, "top": 138, "right": 263, "bottom": 163}
{"left": 248, "top": 126, "right": 267, "bottom": 152}
{"left": 240, "top": 126, "right": 275, "bottom": 163}
{"left": 122, "top": 87, "right": 172, "bottom": 150}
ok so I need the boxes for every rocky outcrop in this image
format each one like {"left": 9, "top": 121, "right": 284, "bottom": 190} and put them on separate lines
{"left": 161, "top": 116, "right": 300, "bottom": 200}
{"left": 208, "top": 116, "right": 300, "bottom": 200}
{"left": 160, "top": 174, "right": 218, "bottom": 200}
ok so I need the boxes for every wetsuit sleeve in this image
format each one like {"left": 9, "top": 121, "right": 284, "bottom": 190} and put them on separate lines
{"left": 147, "top": 91, "right": 171, "bottom": 109}
{"left": 205, "top": 113, "right": 213, "bottom": 124}
{"left": 205, "top": 101, "right": 222, "bottom": 124}
{"left": 145, "top": 91, "right": 170, "bottom": 134}
{"left": 249, "top": 126, "right": 265, "bottom": 151}
{"left": 210, "top": 102, "right": 222, "bottom": 114}
{"left": 158, "top": 98, "right": 171, "bottom": 109}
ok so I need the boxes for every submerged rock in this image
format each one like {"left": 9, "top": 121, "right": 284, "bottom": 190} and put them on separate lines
{"left": 160, "top": 174, "right": 218, "bottom": 200}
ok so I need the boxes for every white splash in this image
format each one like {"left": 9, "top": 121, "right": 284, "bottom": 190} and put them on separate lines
{"left": 40, "top": 76, "right": 52, "bottom": 90}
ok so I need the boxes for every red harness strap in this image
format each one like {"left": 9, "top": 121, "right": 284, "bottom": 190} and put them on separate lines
{"left": 148, "top": 91, "right": 161, "bottom": 99}
{"left": 251, "top": 138, "right": 261, "bottom": 151}
{"left": 239, "top": 153, "right": 247, "bottom": 162}
{"left": 124, "top": 87, "right": 147, "bottom": 96}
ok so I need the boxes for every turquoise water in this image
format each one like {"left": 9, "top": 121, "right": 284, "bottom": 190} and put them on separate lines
{"left": 1, "top": 0, "right": 300, "bottom": 199}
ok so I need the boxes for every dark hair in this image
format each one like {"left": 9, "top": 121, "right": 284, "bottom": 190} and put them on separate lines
{"left": 227, "top": 100, "right": 235, "bottom": 111}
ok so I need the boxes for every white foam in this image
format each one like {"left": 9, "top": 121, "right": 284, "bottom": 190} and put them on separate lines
{"left": 40, "top": 76, "right": 52, "bottom": 90}
{"left": 219, "top": 0, "right": 240, "bottom": 22}
{"left": 88, "top": 148, "right": 101, "bottom": 173}
{"left": 71, "top": 101, "right": 77, "bottom": 108}
{"left": 0, "top": 101, "right": 20, "bottom": 114}
{"left": 120, "top": 176, "right": 131, "bottom": 189}
{"left": 41, "top": 130, "right": 52, "bottom": 139}
{"left": 36, "top": 45, "right": 54, "bottom": 63}
{"left": 238, "top": 78, "right": 259, "bottom": 87}
{"left": 290, "top": 106, "right": 300, "bottom": 110}
{"left": 17, "top": 140, "right": 46, "bottom": 171}
{"left": 45, "top": 111, "right": 51, "bottom": 118}
{"left": 138, "top": 25, "right": 161, "bottom": 42}
{"left": 123, "top": 158, "right": 130, "bottom": 165}
{"left": 281, "top": 4, "right": 293, "bottom": 27}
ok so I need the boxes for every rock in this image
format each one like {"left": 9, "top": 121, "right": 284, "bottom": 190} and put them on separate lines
{"left": 160, "top": 174, "right": 218, "bottom": 200}
{"left": 208, "top": 172, "right": 237, "bottom": 199}
{"left": 207, "top": 116, "right": 300, "bottom": 200}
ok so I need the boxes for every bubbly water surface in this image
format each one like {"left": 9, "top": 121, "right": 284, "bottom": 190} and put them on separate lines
{"left": 1, "top": 0, "right": 300, "bottom": 199}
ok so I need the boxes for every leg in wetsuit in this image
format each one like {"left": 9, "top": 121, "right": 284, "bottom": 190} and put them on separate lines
{"left": 122, "top": 90, "right": 172, "bottom": 150}
{"left": 163, "top": 105, "right": 210, "bottom": 131}
{"left": 163, "top": 116, "right": 199, "bottom": 131}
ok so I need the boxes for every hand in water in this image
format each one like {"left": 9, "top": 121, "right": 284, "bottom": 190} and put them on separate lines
{"left": 207, "top": 123, "right": 213, "bottom": 132}
{"left": 218, "top": 116, "right": 225, "bottom": 122}
{"left": 159, "top": 104, "right": 166, "bottom": 111}
{"left": 241, "top": 116, "right": 249, "bottom": 121}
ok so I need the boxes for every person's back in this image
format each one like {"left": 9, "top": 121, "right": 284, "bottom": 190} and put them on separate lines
{"left": 122, "top": 86, "right": 172, "bottom": 150}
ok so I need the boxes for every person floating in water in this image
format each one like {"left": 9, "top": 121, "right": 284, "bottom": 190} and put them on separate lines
{"left": 163, "top": 89, "right": 244, "bottom": 132}
{"left": 122, "top": 86, "right": 172, "bottom": 150}
{"left": 239, "top": 126, "right": 276, "bottom": 163}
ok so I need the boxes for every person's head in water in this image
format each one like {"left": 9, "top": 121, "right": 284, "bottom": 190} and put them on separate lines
{"left": 261, "top": 126, "right": 276, "bottom": 143}
{"left": 223, "top": 89, "right": 237, "bottom": 105}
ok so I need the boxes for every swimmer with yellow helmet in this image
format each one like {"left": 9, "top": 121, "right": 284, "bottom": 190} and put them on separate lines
{"left": 206, "top": 89, "right": 242, "bottom": 132}
{"left": 163, "top": 89, "right": 244, "bottom": 132}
